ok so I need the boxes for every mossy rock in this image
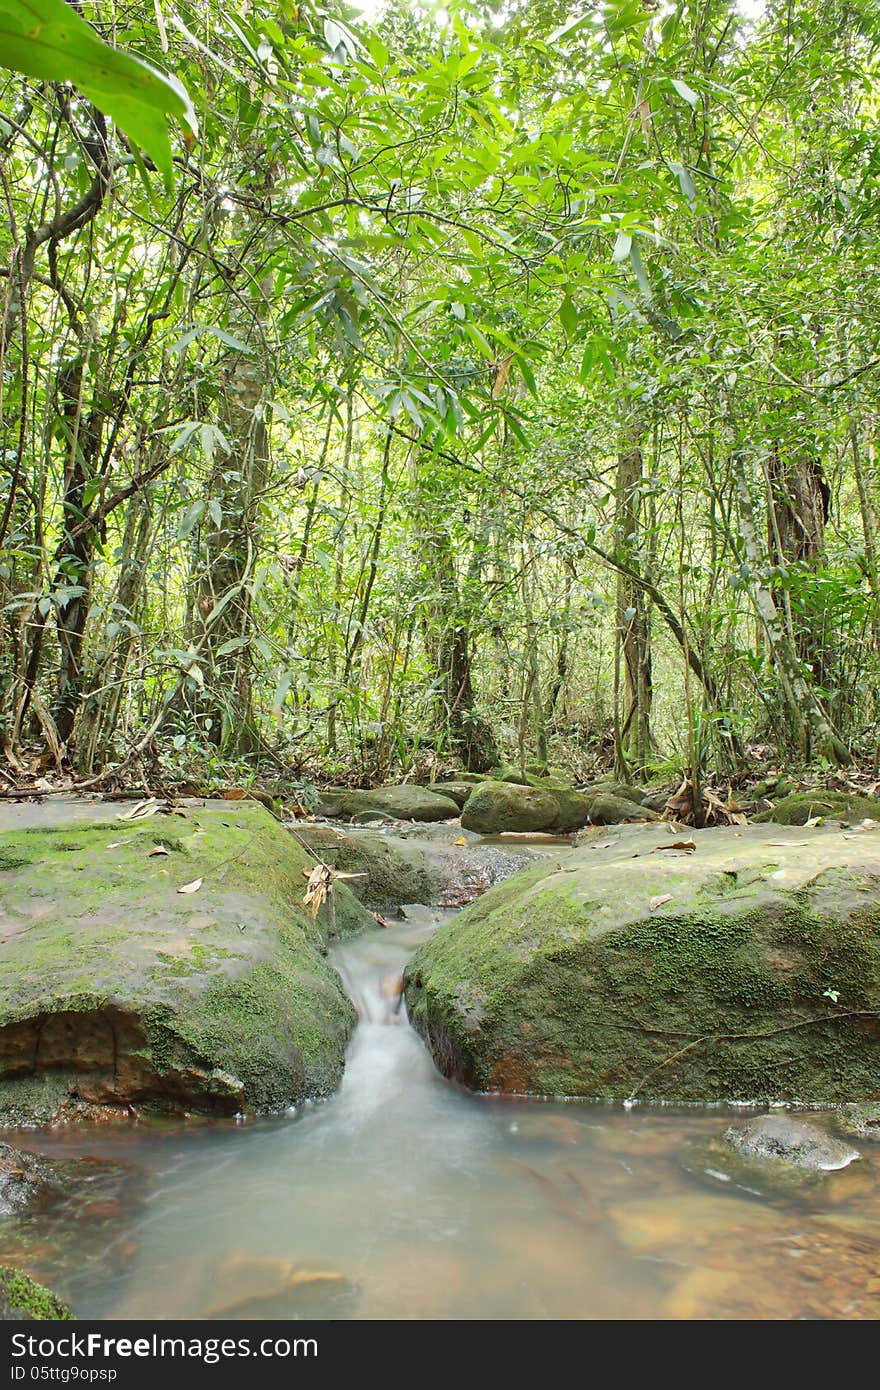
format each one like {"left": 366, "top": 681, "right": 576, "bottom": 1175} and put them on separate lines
{"left": 589, "top": 780, "right": 647, "bottom": 804}
{"left": 834, "top": 1101, "right": 880, "bottom": 1142}
{"left": 0, "top": 801, "right": 372, "bottom": 1122}
{"left": 292, "top": 825, "right": 435, "bottom": 910}
{"left": 316, "top": 785, "right": 459, "bottom": 822}
{"left": 460, "top": 780, "right": 592, "bottom": 834}
{"left": 753, "top": 791, "right": 880, "bottom": 826}
{"left": 293, "top": 824, "right": 537, "bottom": 912}
{"left": 497, "top": 767, "right": 572, "bottom": 790}
{"left": 403, "top": 823, "right": 880, "bottom": 1102}
{"left": 588, "top": 792, "right": 658, "bottom": 825}
{"left": 0, "top": 1267, "right": 72, "bottom": 1321}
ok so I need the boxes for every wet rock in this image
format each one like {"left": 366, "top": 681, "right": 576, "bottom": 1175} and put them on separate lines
{"left": 685, "top": 1116, "right": 862, "bottom": 1202}
{"left": 0, "top": 802, "right": 368, "bottom": 1122}
{"left": 404, "top": 823, "right": 880, "bottom": 1101}
{"left": 722, "top": 1115, "right": 860, "bottom": 1171}
{"left": 317, "top": 785, "right": 459, "bottom": 822}
{"left": 460, "top": 780, "right": 592, "bottom": 834}
{"left": 834, "top": 1102, "right": 880, "bottom": 1143}
{"left": 0, "top": 1145, "right": 142, "bottom": 1293}
{"left": 0, "top": 1267, "right": 72, "bottom": 1321}
{"left": 753, "top": 791, "right": 880, "bottom": 826}
{"left": 0, "top": 1145, "right": 68, "bottom": 1217}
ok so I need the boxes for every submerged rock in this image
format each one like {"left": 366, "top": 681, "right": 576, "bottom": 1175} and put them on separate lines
{"left": 403, "top": 823, "right": 880, "bottom": 1102}
{"left": 316, "top": 784, "right": 459, "bottom": 822}
{"left": 0, "top": 1267, "right": 72, "bottom": 1321}
{"left": 753, "top": 791, "right": 880, "bottom": 826}
{"left": 834, "top": 1101, "right": 880, "bottom": 1143}
{"left": 722, "top": 1115, "right": 860, "bottom": 1170}
{"left": 0, "top": 801, "right": 370, "bottom": 1121}
{"left": 684, "top": 1115, "right": 861, "bottom": 1202}
{"left": 460, "top": 780, "right": 592, "bottom": 834}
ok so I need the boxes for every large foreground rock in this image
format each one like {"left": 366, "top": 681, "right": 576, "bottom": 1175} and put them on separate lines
{"left": 0, "top": 800, "right": 371, "bottom": 1122}
{"left": 404, "top": 824, "right": 880, "bottom": 1102}
{"left": 316, "top": 785, "right": 459, "bottom": 822}
{"left": 460, "top": 780, "right": 593, "bottom": 834}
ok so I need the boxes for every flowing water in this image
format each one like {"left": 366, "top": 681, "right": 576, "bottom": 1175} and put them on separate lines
{"left": 3, "top": 903, "right": 879, "bottom": 1320}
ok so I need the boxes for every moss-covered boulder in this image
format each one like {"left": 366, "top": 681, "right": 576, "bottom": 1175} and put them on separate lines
{"left": 293, "top": 825, "right": 436, "bottom": 909}
{"left": 316, "top": 785, "right": 459, "bottom": 822}
{"left": 587, "top": 792, "right": 658, "bottom": 825}
{"left": 460, "top": 780, "right": 593, "bottom": 834}
{"left": 753, "top": 791, "right": 880, "bottom": 826}
{"left": 292, "top": 824, "right": 538, "bottom": 912}
{"left": 0, "top": 1267, "right": 72, "bottom": 1320}
{"left": 0, "top": 800, "right": 372, "bottom": 1122}
{"left": 403, "top": 824, "right": 880, "bottom": 1102}
{"left": 588, "top": 780, "right": 647, "bottom": 804}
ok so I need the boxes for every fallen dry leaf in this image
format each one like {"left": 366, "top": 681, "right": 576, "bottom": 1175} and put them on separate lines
{"left": 454, "top": 836, "right": 467, "bottom": 846}
{"left": 591, "top": 840, "right": 616, "bottom": 850}
{"left": 650, "top": 893, "right": 674, "bottom": 911}
{"left": 106, "top": 842, "right": 121, "bottom": 850}
{"left": 375, "top": 913, "right": 390, "bottom": 928}
{"left": 767, "top": 841, "right": 809, "bottom": 847}
{"left": 148, "top": 845, "right": 169, "bottom": 857}
{"left": 118, "top": 797, "right": 159, "bottom": 821}
{"left": 652, "top": 840, "right": 696, "bottom": 854}
{"left": 302, "top": 863, "right": 332, "bottom": 919}
{"left": 221, "top": 789, "right": 248, "bottom": 800}
{"left": 177, "top": 878, "right": 203, "bottom": 894}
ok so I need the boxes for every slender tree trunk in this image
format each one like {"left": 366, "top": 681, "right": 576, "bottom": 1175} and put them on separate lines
{"left": 614, "top": 416, "right": 652, "bottom": 775}
{"left": 732, "top": 449, "right": 849, "bottom": 765}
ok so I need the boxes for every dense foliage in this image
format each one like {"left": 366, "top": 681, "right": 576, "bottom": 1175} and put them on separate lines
{"left": 2, "top": 0, "right": 879, "bottom": 792}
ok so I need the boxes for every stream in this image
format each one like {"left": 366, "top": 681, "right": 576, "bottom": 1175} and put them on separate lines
{"left": 4, "top": 895, "right": 880, "bottom": 1320}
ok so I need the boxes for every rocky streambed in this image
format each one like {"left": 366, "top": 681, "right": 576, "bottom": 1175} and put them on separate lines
{"left": 0, "top": 793, "right": 878, "bottom": 1318}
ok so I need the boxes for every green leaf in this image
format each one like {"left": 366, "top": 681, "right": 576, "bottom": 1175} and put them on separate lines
{"left": 628, "top": 241, "right": 653, "bottom": 301}
{"left": 670, "top": 78, "right": 699, "bottom": 107}
{"left": 668, "top": 160, "right": 697, "bottom": 205}
{"left": 612, "top": 230, "right": 632, "bottom": 263}
{"left": 559, "top": 296, "right": 579, "bottom": 340}
{"left": 0, "top": 0, "right": 196, "bottom": 188}
{"left": 177, "top": 500, "right": 204, "bottom": 539}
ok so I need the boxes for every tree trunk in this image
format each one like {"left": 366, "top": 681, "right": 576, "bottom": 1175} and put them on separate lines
{"left": 733, "top": 450, "right": 849, "bottom": 765}
{"left": 614, "top": 418, "right": 652, "bottom": 775}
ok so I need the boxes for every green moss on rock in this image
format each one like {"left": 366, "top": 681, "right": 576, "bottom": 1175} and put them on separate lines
{"left": 460, "top": 780, "right": 592, "bottom": 834}
{"left": 0, "top": 1267, "right": 72, "bottom": 1321}
{"left": 316, "top": 785, "right": 459, "bottom": 822}
{"left": 753, "top": 791, "right": 880, "bottom": 826}
{"left": 0, "top": 801, "right": 364, "bottom": 1121}
{"left": 403, "top": 824, "right": 880, "bottom": 1103}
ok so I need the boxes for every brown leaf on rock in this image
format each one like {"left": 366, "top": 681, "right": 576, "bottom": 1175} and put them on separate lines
{"left": 177, "top": 878, "right": 203, "bottom": 894}
{"left": 650, "top": 893, "right": 674, "bottom": 911}
{"left": 148, "top": 845, "right": 169, "bottom": 857}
